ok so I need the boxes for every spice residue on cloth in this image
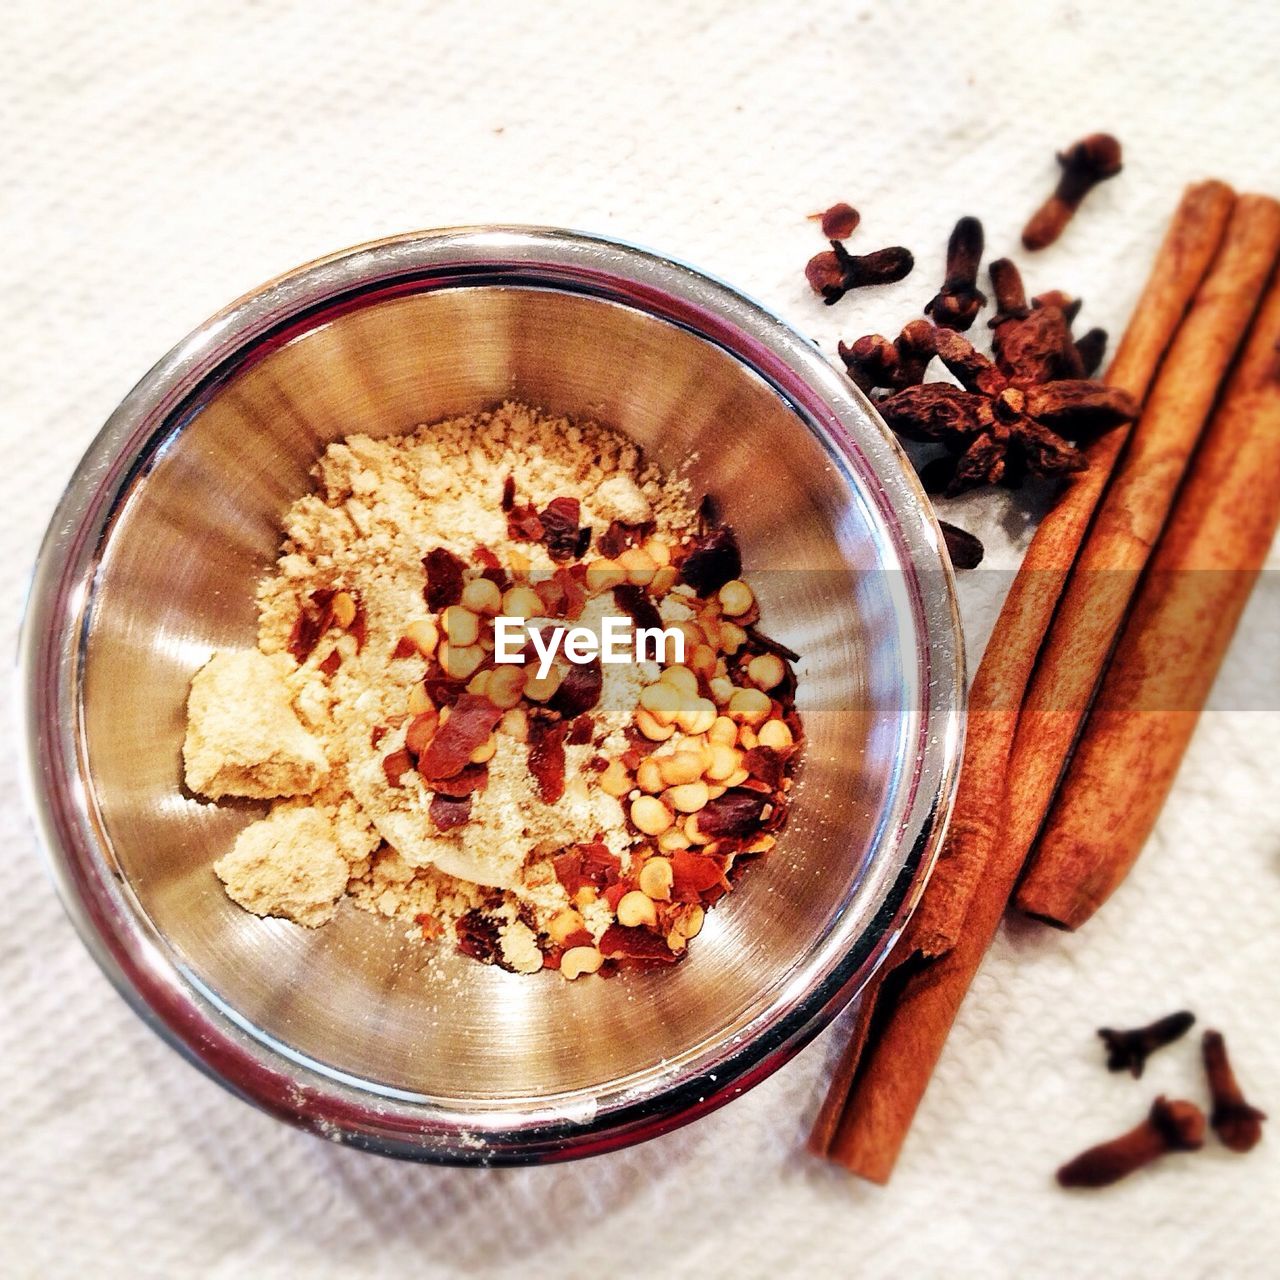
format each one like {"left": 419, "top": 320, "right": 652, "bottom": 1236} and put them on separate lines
{"left": 182, "top": 402, "right": 802, "bottom": 978}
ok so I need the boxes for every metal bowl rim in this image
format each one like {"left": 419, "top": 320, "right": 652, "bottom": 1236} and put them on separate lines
{"left": 18, "top": 224, "right": 966, "bottom": 1164}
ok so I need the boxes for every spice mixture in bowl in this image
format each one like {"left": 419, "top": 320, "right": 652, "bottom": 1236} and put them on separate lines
{"left": 186, "top": 402, "right": 803, "bottom": 976}
{"left": 21, "top": 227, "right": 963, "bottom": 1162}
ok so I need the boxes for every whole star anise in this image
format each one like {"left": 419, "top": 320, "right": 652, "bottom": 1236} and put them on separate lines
{"left": 879, "top": 327, "right": 1136, "bottom": 494}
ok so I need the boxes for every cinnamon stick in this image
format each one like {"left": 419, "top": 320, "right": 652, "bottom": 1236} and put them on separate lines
{"left": 996, "top": 195, "right": 1280, "bottom": 918}
{"left": 1015, "top": 260, "right": 1280, "bottom": 928}
{"left": 808, "top": 181, "right": 1237, "bottom": 1179}
{"left": 909, "top": 179, "right": 1237, "bottom": 960}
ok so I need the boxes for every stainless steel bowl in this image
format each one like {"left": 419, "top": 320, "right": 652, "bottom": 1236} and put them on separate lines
{"left": 20, "top": 227, "right": 964, "bottom": 1163}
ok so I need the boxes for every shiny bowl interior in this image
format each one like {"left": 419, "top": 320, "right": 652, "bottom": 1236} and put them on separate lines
{"left": 21, "top": 227, "right": 963, "bottom": 1162}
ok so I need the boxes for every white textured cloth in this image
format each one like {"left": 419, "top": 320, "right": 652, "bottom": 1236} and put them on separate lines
{"left": 2, "top": 2, "right": 1277, "bottom": 1276}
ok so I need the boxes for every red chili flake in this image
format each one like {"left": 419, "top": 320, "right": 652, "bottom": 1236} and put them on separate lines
{"left": 370, "top": 725, "right": 388, "bottom": 748}
{"left": 742, "top": 745, "right": 786, "bottom": 789}
{"left": 697, "top": 788, "right": 769, "bottom": 838}
{"left": 404, "top": 711, "right": 438, "bottom": 757}
{"left": 456, "top": 911, "right": 502, "bottom": 964}
{"left": 399, "top": 711, "right": 435, "bottom": 757}
{"left": 554, "top": 843, "right": 620, "bottom": 894}
{"left": 424, "top": 762, "right": 489, "bottom": 798}
{"left": 429, "top": 792, "right": 472, "bottom": 831}
{"left": 560, "top": 928, "right": 595, "bottom": 951}
{"left": 287, "top": 588, "right": 336, "bottom": 662}
{"left": 579, "top": 840, "right": 621, "bottom": 886}
{"left": 612, "top": 582, "right": 663, "bottom": 634}
{"left": 528, "top": 719, "right": 567, "bottom": 804}
{"left": 679, "top": 524, "right": 741, "bottom": 597}
{"left": 621, "top": 729, "right": 661, "bottom": 767}
{"left": 534, "top": 574, "right": 566, "bottom": 617}
{"left": 598, "top": 924, "right": 680, "bottom": 963}
{"left": 597, "top": 520, "right": 654, "bottom": 560}
{"left": 542, "top": 949, "right": 562, "bottom": 970}
{"left": 597, "top": 523, "right": 628, "bottom": 559}
{"left": 507, "top": 502, "right": 545, "bottom": 542}
{"left": 573, "top": 525, "right": 592, "bottom": 558}
{"left": 547, "top": 659, "right": 602, "bottom": 719}
{"left": 474, "top": 545, "right": 512, "bottom": 592}
{"left": 416, "top": 694, "right": 502, "bottom": 779}
{"left": 538, "top": 496, "right": 583, "bottom": 562}
{"left": 382, "top": 748, "right": 414, "bottom": 788}
{"left": 391, "top": 635, "right": 417, "bottom": 660}
{"left": 413, "top": 912, "right": 443, "bottom": 940}
{"left": 670, "top": 849, "right": 731, "bottom": 902}
{"left": 423, "top": 547, "right": 466, "bottom": 611}
{"left": 602, "top": 881, "right": 628, "bottom": 911}
{"left": 424, "top": 674, "right": 466, "bottom": 707}
{"left": 501, "top": 475, "right": 516, "bottom": 511}
{"left": 567, "top": 714, "right": 594, "bottom": 745}
{"left": 318, "top": 648, "right": 341, "bottom": 676}
{"left": 553, "top": 850, "right": 584, "bottom": 896}
{"left": 554, "top": 565, "right": 587, "bottom": 620}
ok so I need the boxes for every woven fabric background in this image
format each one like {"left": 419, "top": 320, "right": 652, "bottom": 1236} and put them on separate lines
{"left": 2, "top": 2, "right": 1277, "bottom": 1276}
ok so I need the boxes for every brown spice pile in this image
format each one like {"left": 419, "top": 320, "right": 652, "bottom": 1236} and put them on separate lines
{"left": 183, "top": 402, "right": 801, "bottom": 978}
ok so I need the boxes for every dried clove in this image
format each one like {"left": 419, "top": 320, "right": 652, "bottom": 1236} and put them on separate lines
{"left": 1034, "top": 289, "right": 1084, "bottom": 329}
{"left": 838, "top": 334, "right": 898, "bottom": 394}
{"left": 925, "top": 216, "right": 986, "bottom": 332}
{"left": 809, "top": 201, "right": 860, "bottom": 240}
{"left": 988, "top": 257, "right": 1030, "bottom": 326}
{"left": 987, "top": 259, "right": 1083, "bottom": 387}
{"left": 1075, "top": 327, "right": 1108, "bottom": 377}
{"left": 1098, "top": 1010, "right": 1195, "bottom": 1077}
{"left": 1023, "top": 133, "right": 1123, "bottom": 251}
{"left": 938, "top": 520, "right": 984, "bottom": 569}
{"left": 1057, "top": 1096, "right": 1205, "bottom": 1188}
{"left": 806, "top": 240, "right": 914, "bottom": 305}
{"left": 1202, "top": 1030, "right": 1266, "bottom": 1153}
{"left": 838, "top": 319, "right": 936, "bottom": 394}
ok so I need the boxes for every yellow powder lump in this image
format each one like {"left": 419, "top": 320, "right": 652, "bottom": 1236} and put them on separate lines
{"left": 214, "top": 807, "right": 348, "bottom": 926}
{"left": 183, "top": 650, "right": 328, "bottom": 799}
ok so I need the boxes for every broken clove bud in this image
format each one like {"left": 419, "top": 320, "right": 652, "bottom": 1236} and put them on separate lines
{"left": 1023, "top": 132, "right": 1123, "bottom": 251}
{"left": 983, "top": 258, "right": 1086, "bottom": 388}
{"left": 809, "top": 202, "right": 860, "bottom": 240}
{"left": 938, "top": 520, "right": 984, "bottom": 570}
{"left": 925, "top": 216, "right": 986, "bottom": 332}
{"left": 1202, "top": 1030, "right": 1266, "bottom": 1153}
{"left": 1098, "top": 1010, "right": 1195, "bottom": 1077}
{"left": 1057, "top": 1096, "right": 1205, "bottom": 1188}
{"left": 806, "top": 240, "right": 914, "bottom": 305}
